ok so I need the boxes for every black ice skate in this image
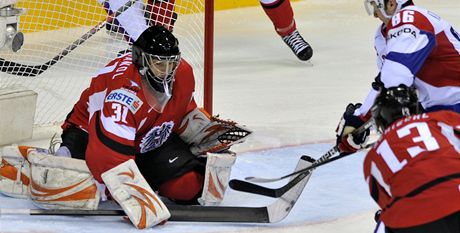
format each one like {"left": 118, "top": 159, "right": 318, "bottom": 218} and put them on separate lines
{"left": 282, "top": 30, "right": 313, "bottom": 61}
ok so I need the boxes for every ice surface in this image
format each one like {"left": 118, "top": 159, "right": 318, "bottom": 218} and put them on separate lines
{"left": 0, "top": 144, "right": 377, "bottom": 233}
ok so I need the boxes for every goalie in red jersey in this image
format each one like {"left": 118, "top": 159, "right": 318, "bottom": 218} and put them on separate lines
{"left": 0, "top": 25, "right": 251, "bottom": 229}
{"left": 365, "top": 85, "right": 460, "bottom": 233}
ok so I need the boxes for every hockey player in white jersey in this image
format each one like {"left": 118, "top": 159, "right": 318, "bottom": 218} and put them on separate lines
{"left": 97, "top": 0, "right": 176, "bottom": 42}
{"left": 96, "top": 0, "right": 147, "bottom": 42}
{"left": 336, "top": 0, "right": 460, "bottom": 156}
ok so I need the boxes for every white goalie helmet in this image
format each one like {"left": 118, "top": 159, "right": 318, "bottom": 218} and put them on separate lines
{"left": 364, "top": 0, "right": 409, "bottom": 19}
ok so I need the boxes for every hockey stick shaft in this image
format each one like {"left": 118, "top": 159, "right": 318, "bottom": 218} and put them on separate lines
{"left": 246, "top": 120, "right": 373, "bottom": 183}
{"left": 230, "top": 141, "right": 375, "bottom": 198}
{"left": 0, "top": 0, "right": 137, "bottom": 77}
{"left": 0, "top": 205, "right": 269, "bottom": 223}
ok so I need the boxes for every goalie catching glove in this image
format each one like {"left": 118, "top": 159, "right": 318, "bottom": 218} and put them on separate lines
{"left": 178, "top": 108, "right": 252, "bottom": 156}
{"left": 336, "top": 103, "right": 370, "bottom": 155}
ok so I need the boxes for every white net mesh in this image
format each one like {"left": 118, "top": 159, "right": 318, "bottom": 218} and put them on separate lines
{"left": 0, "top": 0, "right": 206, "bottom": 127}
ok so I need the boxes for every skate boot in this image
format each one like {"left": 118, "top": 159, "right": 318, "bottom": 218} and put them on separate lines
{"left": 282, "top": 29, "right": 313, "bottom": 61}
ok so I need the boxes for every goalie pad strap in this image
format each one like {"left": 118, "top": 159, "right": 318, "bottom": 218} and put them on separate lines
{"left": 102, "top": 159, "right": 170, "bottom": 229}
{"left": 198, "top": 152, "right": 236, "bottom": 206}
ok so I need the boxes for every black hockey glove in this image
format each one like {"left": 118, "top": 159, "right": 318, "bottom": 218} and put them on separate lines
{"left": 335, "top": 103, "right": 370, "bottom": 155}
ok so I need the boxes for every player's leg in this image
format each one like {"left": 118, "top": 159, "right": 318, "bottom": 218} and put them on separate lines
{"left": 0, "top": 145, "right": 34, "bottom": 198}
{"left": 135, "top": 134, "right": 205, "bottom": 203}
{"left": 259, "top": 0, "right": 313, "bottom": 61}
{"left": 98, "top": 0, "right": 149, "bottom": 42}
{"left": 0, "top": 145, "right": 100, "bottom": 209}
{"left": 197, "top": 151, "right": 236, "bottom": 206}
{"left": 58, "top": 124, "right": 89, "bottom": 159}
{"left": 0, "top": 122, "right": 88, "bottom": 198}
{"left": 145, "top": 0, "right": 177, "bottom": 31}
{"left": 102, "top": 159, "right": 170, "bottom": 229}
{"left": 27, "top": 150, "right": 100, "bottom": 210}
{"left": 136, "top": 133, "right": 236, "bottom": 206}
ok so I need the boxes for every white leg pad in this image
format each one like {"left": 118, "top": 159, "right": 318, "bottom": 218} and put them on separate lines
{"left": 28, "top": 150, "right": 100, "bottom": 210}
{"left": 0, "top": 145, "right": 32, "bottom": 198}
{"left": 102, "top": 159, "right": 170, "bottom": 229}
{"left": 198, "top": 152, "right": 236, "bottom": 206}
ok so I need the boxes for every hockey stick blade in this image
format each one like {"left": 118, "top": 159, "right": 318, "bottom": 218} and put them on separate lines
{"left": 230, "top": 155, "right": 315, "bottom": 198}
{"left": 0, "top": 0, "right": 136, "bottom": 77}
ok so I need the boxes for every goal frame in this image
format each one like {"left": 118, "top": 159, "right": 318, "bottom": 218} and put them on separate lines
{"left": 204, "top": 0, "right": 213, "bottom": 115}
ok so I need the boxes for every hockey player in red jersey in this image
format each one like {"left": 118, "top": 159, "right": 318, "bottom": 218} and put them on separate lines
{"left": 0, "top": 25, "right": 251, "bottom": 229}
{"left": 365, "top": 85, "right": 460, "bottom": 233}
{"left": 260, "top": 0, "right": 313, "bottom": 61}
{"left": 336, "top": 0, "right": 460, "bottom": 155}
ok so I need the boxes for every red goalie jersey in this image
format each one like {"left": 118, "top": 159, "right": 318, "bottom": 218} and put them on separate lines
{"left": 363, "top": 110, "right": 460, "bottom": 228}
{"left": 62, "top": 52, "right": 197, "bottom": 182}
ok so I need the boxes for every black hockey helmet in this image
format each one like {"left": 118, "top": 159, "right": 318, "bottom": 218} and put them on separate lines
{"left": 132, "top": 25, "right": 180, "bottom": 60}
{"left": 371, "top": 85, "right": 420, "bottom": 132}
{"left": 132, "top": 25, "right": 181, "bottom": 112}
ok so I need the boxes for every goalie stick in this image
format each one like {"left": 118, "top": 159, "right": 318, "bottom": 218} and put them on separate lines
{"left": 0, "top": 0, "right": 137, "bottom": 77}
{"left": 229, "top": 121, "right": 373, "bottom": 197}
{"left": 0, "top": 156, "right": 312, "bottom": 223}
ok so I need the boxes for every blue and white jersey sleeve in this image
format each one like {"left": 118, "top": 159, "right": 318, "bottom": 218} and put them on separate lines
{"left": 381, "top": 6, "right": 438, "bottom": 88}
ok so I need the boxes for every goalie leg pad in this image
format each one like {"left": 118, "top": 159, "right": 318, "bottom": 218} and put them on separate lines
{"left": 102, "top": 159, "right": 171, "bottom": 229}
{"left": 27, "top": 150, "right": 100, "bottom": 210}
{"left": 198, "top": 152, "right": 236, "bottom": 206}
{"left": 0, "top": 145, "right": 35, "bottom": 198}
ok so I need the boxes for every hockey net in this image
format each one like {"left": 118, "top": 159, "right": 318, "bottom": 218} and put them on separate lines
{"left": 0, "top": 0, "right": 212, "bottom": 128}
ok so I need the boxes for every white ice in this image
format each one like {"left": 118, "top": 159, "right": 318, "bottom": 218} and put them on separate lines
{"left": 1, "top": 0, "right": 459, "bottom": 232}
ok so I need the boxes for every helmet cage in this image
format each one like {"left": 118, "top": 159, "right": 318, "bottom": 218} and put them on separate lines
{"left": 139, "top": 51, "right": 180, "bottom": 97}
{"left": 137, "top": 50, "right": 181, "bottom": 113}
{"left": 141, "top": 53, "right": 181, "bottom": 85}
